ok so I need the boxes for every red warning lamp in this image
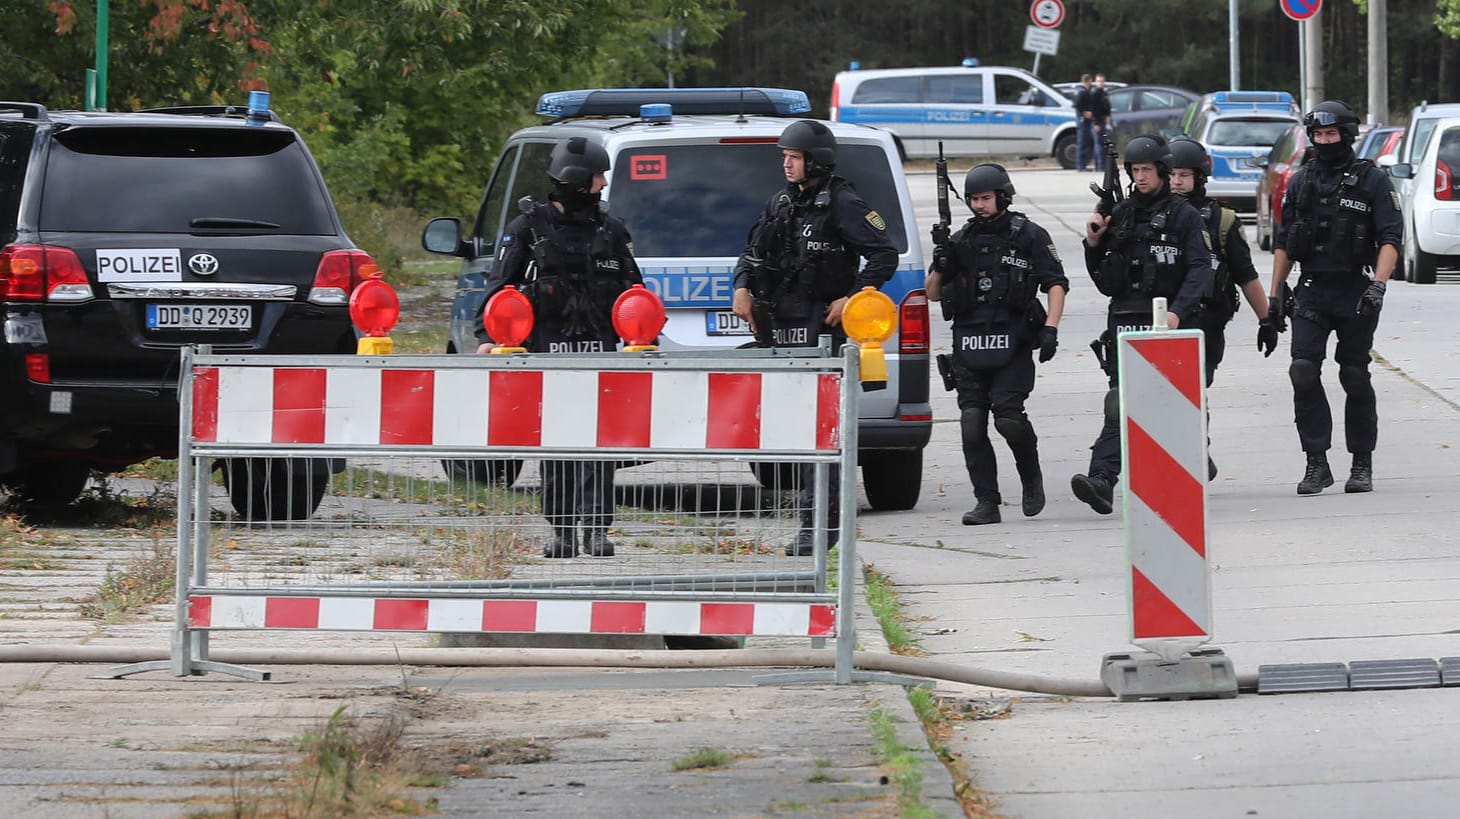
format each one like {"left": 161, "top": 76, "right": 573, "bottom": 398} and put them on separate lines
{"left": 612, "top": 284, "right": 666, "bottom": 352}
{"left": 484, "top": 285, "right": 534, "bottom": 353}
{"left": 349, "top": 277, "right": 399, "bottom": 354}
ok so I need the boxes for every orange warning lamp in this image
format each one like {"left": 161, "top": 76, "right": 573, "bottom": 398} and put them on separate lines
{"left": 611, "top": 284, "right": 666, "bottom": 352}
{"left": 483, "top": 285, "right": 534, "bottom": 354}
{"left": 840, "top": 286, "right": 896, "bottom": 391}
{"left": 349, "top": 277, "right": 399, "bottom": 355}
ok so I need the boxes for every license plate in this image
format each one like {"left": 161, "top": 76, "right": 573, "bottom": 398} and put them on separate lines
{"left": 705, "top": 310, "right": 752, "bottom": 336}
{"left": 146, "top": 304, "right": 252, "bottom": 330}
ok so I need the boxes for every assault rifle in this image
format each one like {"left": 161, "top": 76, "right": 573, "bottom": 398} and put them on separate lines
{"left": 1088, "top": 131, "right": 1124, "bottom": 217}
{"left": 931, "top": 141, "right": 959, "bottom": 321}
{"left": 743, "top": 216, "right": 782, "bottom": 347}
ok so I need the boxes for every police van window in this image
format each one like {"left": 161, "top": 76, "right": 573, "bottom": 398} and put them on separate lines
{"left": 40, "top": 128, "right": 334, "bottom": 234}
{"left": 995, "top": 76, "right": 1053, "bottom": 107}
{"left": 608, "top": 142, "right": 908, "bottom": 257}
{"left": 506, "top": 142, "right": 554, "bottom": 218}
{"left": 926, "top": 75, "right": 983, "bottom": 104}
{"left": 472, "top": 144, "right": 519, "bottom": 248}
{"left": 852, "top": 77, "right": 922, "bottom": 104}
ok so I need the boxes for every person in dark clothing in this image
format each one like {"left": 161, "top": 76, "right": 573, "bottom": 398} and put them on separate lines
{"left": 1073, "top": 74, "right": 1097, "bottom": 172}
{"left": 1267, "top": 100, "right": 1403, "bottom": 495}
{"left": 926, "top": 164, "right": 1068, "bottom": 525}
{"left": 731, "top": 119, "right": 898, "bottom": 555}
{"left": 1071, "top": 134, "right": 1214, "bottom": 515}
{"left": 1091, "top": 74, "right": 1113, "bottom": 171}
{"left": 478, "top": 136, "right": 643, "bottom": 558}
{"left": 1166, "top": 137, "right": 1271, "bottom": 480}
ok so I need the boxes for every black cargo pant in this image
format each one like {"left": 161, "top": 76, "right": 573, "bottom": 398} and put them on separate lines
{"left": 1289, "top": 273, "right": 1379, "bottom": 455}
{"left": 542, "top": 460, "right": 616, "bottom": 532}
{"left": 953, "top": 347, "right": 1039, "bottom": 504}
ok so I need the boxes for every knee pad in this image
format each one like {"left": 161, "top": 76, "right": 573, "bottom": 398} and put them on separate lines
{"left": 960, "top": 407, "right": 990, "bottom": 447}
{"left": 993, "top": 412, "right": 1028, "bottom": 445}
{"left": 1289, "top": 358, "right": 1321, "bottom": 391}
{"left": 1339, "top": 363, "right": 1371, "bottom": 393}
{"left": 1102, "top": 388, "right": 1120, "bottom": 425}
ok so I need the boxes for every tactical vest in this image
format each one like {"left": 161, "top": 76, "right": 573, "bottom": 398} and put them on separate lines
{"left": 764, "top": 178, "right": 859, "bottom": 306}
{"left": 1198, "top": 200, "right": 1238, "bottom": 313}
{"left": 1099, "top": 195, "right": 1188, "bottom": 307}
{"left": 943, "top": 213, "right": 1036, "bottom": 324}
{"left": 1284, "top": 158, "right": 1377, "bottom": 270}
{"left": 520, "top": 203, "right": 631, "bottom": 351}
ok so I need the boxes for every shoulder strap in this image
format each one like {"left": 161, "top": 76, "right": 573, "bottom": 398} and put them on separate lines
{"left": 1217, "top": 207, "right": 1236, "bottom": 258}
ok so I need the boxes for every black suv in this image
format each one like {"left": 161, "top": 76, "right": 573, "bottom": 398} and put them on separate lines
{"left": 0, "top": 101, "right": 373, "bottom": 518}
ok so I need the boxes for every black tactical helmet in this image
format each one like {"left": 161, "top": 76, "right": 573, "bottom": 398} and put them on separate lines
{"left": 778, "top": 119, "right": 837, "bottom": 175}
{"left": 1165, "top": 137, "right": 1211, "bottom": 180}
{"left": 964, "top": 163, "right": 1015, "bottom": 209}
{"left": 1123, "top": 134, "right": 1171, "bottom": 178}
{"left": 1304, "top": 100, "right": 1360, "bottom": 145}
{"left": 547, "top": 137, "right": 611, "bottom": 188}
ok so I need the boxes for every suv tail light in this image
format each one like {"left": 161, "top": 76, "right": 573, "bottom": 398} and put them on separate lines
{"left": 898, "top": 290, "right": 929, "bottom": 355}
{"left": 0, "top": 244, "right": 94, "bottom": 303}
{"left": 309, "top": 249, "right": 380, "bottom": 305}
{"left": 1437, "top": 160, "right": 1453, "bottom": 201}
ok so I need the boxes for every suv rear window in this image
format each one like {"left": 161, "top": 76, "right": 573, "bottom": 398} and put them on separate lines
{"left": 40, "top": 127, "right": 335, "bottom": 234}
{"left": 1205, "top": 118, "right": 1293, "bottom": 147}
{"left": 608, "top": 142, "right": 908, "bottom": 257}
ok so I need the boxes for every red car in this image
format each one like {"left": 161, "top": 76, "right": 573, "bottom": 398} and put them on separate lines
{"left": 1253, "top": 123, "right": 1307, "bottom": 252}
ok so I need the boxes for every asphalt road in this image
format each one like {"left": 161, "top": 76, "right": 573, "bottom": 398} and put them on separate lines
{"left": 855, "top": 166, "right": 1460, "bottom": 817}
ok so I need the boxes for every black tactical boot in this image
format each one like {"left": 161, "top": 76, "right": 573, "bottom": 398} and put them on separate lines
{"left": 786, "top": 528, "right": 815, "bottom": 557}
{"left": 1070, "top": 472, "right": 1114, "bottom": 515}
{"left": 544, "top": 527, "right": 577, "bottom": 559}
{"left": 961, "top": 498, "right": 1002, "bottom": 525}
{"left": 583, "top": 528, "right": 616, "bottom": 557}
{"left": 1021, "top": 472, "right": 1045, "bottom": 517}
{"left": 1344, "top": 453, "right": 1373, "bottom": 494}
{"left": 1296, "top": 452, "right": 1334, "bottom": 495}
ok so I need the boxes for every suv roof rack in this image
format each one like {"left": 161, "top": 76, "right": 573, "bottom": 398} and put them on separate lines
{"left": 0, "top": 102, "right": 49, "bottom": 120}
{"left": 536, "top": 87, "right": 811, "bottom": 120}
{"left": 138, "top": 104, "right": 282, "bottom": 123}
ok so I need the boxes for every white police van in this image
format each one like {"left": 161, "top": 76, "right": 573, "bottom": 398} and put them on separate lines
{"left": 422, "top": 88, "right": 931, "bottom": 510}
{"left": 1183, "top": 91, "right": 1300, "bottom": 212}
{"left": 829, "top": 64, "right": 1079, "bottom": 168}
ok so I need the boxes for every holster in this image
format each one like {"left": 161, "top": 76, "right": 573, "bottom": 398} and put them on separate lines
{"left": 935, "top": 354, "right": 956, "bottom": 392}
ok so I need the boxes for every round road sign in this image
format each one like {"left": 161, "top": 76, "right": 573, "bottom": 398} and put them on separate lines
{"left": 1031, "top": 0, "right": 1065, "bottom": 29}
{"left": 1281, "top": 0, "right": 1321, "bottom": 22}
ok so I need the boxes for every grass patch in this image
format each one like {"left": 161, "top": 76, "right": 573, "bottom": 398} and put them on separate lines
{"left": 671, "top": 747, "right": 736, "bottom": 771}
{"left": 867, "top": 706, "right": 936, "bottom": 818}
{"left": 76, "top": 534, "right": 175, "bottom": 622}
{"left": 430, "top": 526, "right": 532, "bottom": 580}
{"left": 123, "top": 458, "right": 179, "bottom": 482}
{"left": 863, "top": 563, "right": 920, "bottom": 654}
{"left": 330, "top": 465, "right": 535, "bottom": 514}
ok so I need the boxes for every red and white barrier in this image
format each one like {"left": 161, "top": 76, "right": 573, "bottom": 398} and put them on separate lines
{"left": 1118, "top": 329, "right": 1211, "bottom": 661}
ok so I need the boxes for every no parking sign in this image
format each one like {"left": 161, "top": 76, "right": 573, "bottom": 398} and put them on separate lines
{"left": 1281, "top": 0, "right": 1321, "bottom": 22}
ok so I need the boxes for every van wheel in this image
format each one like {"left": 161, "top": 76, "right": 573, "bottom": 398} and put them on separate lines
{"left": 1414, "top": 249, "right": 1438, "bottom": 284}
{"left": 222, "top": 457, "right": 329, "bottom": 521}
{"left": 749, "top": 461, "right": 802, "bottom": 492}
{"left": 1055, "top": 133, "right": 1077, "bottom": 170}
{"left": 862, "top": 450, "right": 922, "bottom": 511}
{"left": 441, "top": 459, "right": 523, "bottom": 487}
{"left": 3, "top": 458, "right": 93, "bottom": 505}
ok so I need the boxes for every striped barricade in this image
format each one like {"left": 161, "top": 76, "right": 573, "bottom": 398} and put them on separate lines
{"left": 132, "top": 346, "right": 859, "bottom": 681}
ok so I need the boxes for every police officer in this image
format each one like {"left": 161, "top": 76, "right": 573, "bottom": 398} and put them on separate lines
{"left": 1071, "top": 134, "right": 1213, "bottom": 514}
{"left": 731, "top": 119, "right": 898, "bottom": 555}
{"left": 1166, "top": 137, "right": 1272, "bottom": 479}
{"left": 478, "top": 136, "right": 642, "bottom": 558}
{"left": 1267, "top": 100, "right": 1402, "bottom": 495}
{"left": 927, "top": 164, "right": 1068, "bottom": 525}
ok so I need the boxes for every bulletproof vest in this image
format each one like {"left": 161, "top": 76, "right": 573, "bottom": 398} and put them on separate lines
{"left": 520, "top": 203, "right": 630, "bottom": 349}
{"left": 764, "top": 177, "right": 859, "bottom": 306}
{"left": 944, "top": 212, "right": 1035, "bottom": 323}
{"left": 1285, "top": 158, "right": 1376, "bottom": 270}
{"left": 1102, "top": 194, "right": 1186, "bottom": 303}
{"left": 1198, "top": 200, "right": 1235, "bottom": 310}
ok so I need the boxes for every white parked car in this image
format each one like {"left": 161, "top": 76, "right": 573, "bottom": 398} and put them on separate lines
{"left": 1387, "top": 115, "right": 1460, "bottom": 283}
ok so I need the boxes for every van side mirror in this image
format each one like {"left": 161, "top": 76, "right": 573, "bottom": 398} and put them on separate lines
{"left": 422, "top": 217, "right": 470, "bottom": 257}
{"left": 1387, "top": 162, "right": 1414, "bottom": 179}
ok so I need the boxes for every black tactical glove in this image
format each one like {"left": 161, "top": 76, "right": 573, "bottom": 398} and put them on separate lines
{"left": 1037, "top": 325, "right": 1059, "bottom": 363}
{"left": 1357, "top": 279, "right": 1386, "bottom": 317}
{"left": 1256, "top": 320, "right": 1279, "bottom": 358}
{"left": 1267, "top": 295, "right": 1287, "bottom": 334}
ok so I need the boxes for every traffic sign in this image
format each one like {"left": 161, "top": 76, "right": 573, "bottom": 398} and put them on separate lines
{"left": 1031, "top": 0, "right": 1065, "bottom": 29}
{"left": 1023, "top": 26, "right": 1061, "bottom": 57}
{"left": 1281, "top": 0, "right": 1320, "bottom": 22}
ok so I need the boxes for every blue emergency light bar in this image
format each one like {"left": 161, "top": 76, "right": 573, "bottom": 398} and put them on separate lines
{"left": 1210, "top": 91, "right": 1297, "bottom": 112}
{"left": 537, "top": 88, "right": 812, "bottom": 119}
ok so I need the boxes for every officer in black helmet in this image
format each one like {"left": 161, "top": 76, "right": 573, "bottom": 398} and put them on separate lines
{"left": 1268, "top": 100, "right": 1402, "bottom": 496}
{"left": 1165, "top": 137, "right": 1272, "bottom": 479}
{"left": 927, "top": 163, "right": 1068, "bottom": 525}
{"left": 479, "top": 136, "right": 642, "bottom": 558}
{"left": 1071, "top": 133, "right": 1213, "bottom": 515}
{"left": 731, "top": 119, "right": 898, "bottom": 555}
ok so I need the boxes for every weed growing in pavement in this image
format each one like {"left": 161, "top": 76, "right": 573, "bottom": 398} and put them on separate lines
{"left": 671, "top": 746, "right": 736, "bottom": 771}
{"left": 123, "top": 457, "right": 179, "bottom": 482}
{"left": 867, "top": 706, "right": 935, "bottom": 817}
{"left": 431, "top": 526, "right": 530, "bottom": 580}
{"left": 77, "top": 533, "right": 175, "bottom": 622}
{"left": 330, "top": 465, "right": 535, "bottom": 514}
{"left": 863, "top": 564, "right": 920, "bottom": 654}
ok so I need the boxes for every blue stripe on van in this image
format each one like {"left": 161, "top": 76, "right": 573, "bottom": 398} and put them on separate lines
{"left": 639, "top": 263, "right": 924, "bottom": 310}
